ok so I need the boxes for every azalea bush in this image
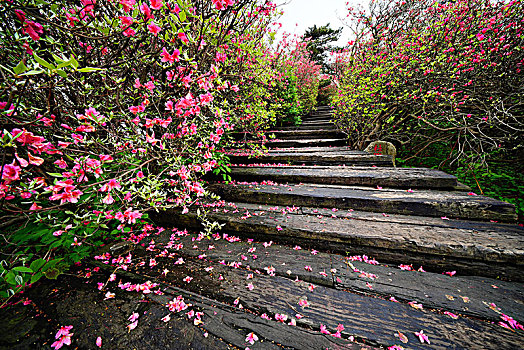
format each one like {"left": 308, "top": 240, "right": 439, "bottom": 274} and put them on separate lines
{"left": 0, "top": 0, "right": 282, "bottom": 304}
{"left": 316, "top": 74, "right": 337, "bottom": 106}
{"left": 270, "top": 35, "right": 322, "bottom": 125}
{"left": 333, "top": 0, "right": 524, "bottom": 158}
{"left": 331, "top": 0, "right": 523, "bottom": 218}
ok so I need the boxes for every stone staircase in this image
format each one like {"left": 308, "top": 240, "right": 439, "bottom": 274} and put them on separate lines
{"left": 148, "top": 107, "right": 524, "bottom": 348}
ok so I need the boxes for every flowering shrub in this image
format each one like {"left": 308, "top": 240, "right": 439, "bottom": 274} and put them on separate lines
{"left": 332, "top": 0, "right": 523, "bottom": 160}
{"left": 270, "top": 35, "right": 322, "bottom": 125}
{"left": 0, "top": 0, "right": 285, "bottom": 303}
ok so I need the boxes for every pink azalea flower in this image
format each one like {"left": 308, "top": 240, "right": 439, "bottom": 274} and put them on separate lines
{"left": 262, "top": 241, "right": 272, "bottom": 248}
{"left": 150, "top": 0, "right": 163, "bottom": 10}
{"left": 178, "top": 32, "right": 189, "bottom": 44}
{"left": 27, "top": 153, "right": 44, "bottom": 166}
{"left": 30, "top": 202, "right": 42, "bottom": 210}
{"left": 245, "top": 332, "right": 258, "bottom": 345}
{"left": 71, "top": 237, "right": 82, "bottom": 246}
{"left": 96, "top": 336, "right": 102, "bottom": 347}
{"left": 319, "top": 324, "right": 330, "bottom": 335}
{"left": 414, "top": 330, "right": 430, "bottom": 344}
{"left": 408, "top": 301, "right": 423, "bottom": 310}
{"left": 51, "top": 326, "right": 73, "bottom": 350}
{"left": 127, "top": 320, "right": 138, "bottom": 331}
{"left": 1, "top": 162, "right": 21, "bottom": 182}
{"left": 160, "top": 47, "right": 180, "bottom": 63}
{"left": 275, "top": 313, "right": 287, "bottom": 322}
{"left": 444, "top": 311, "right": 459, "bottom": 319}
{"left": 399, "top": 264, "right": 413, "bottom": 271}
{"left": 102, "top": 194, "right": 114, "bottom": 204}
{"left": 148, "top": 22, "right": 161, "bottom": 36}
{"left": 298, "top": 299, "right": 310, "bottom": 307}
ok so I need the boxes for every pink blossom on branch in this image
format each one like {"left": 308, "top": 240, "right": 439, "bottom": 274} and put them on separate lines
{"left": 160, "top": 47, "right": 180, "bottom": 63}
{"left": 150, "top": 0, "right": 163, "bottom": 10}
{"left": 147, "top": 22, "right": 161, "bottom": 36}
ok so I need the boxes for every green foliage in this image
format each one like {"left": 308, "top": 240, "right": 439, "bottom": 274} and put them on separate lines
{"left": 316, "top": 77, "right": 335, "bottom": 106}
{"left": 399, "top": 145, "right": 524, "bottom": 221}
{"left": 274, "top": 76, "right": 302, "bottom": 126}
{"left": 212, "top": 154, "right": 232, "bottom": 183}
{"left": 0, "top": 256, "right": 66, "bottom": 303}
{"left": 0, "top": 209, "right": 124, "bottom": 306}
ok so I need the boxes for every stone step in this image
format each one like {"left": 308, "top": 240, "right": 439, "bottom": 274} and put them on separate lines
{"left": 277, "top": 124, "right": 337, "bottom": 131}
{"left": 269, "top": 129, "right": 345, "bottom": 140}
{"left": 307, "top": 111, "right": 332, "bottom": 116}
{"left": 94, "top": 245, "right": 523, "bottom": 350}
{"left": 227, "top": 150, "right": 394, "bottom": 166}
{"left": 230, "top": 129, "right": 343, "bottom": 141}
{"left": 266, "top": 146, "right": 357, "bottom": 153}
{"left": 145, "top": 244, "right": 524, "bottom": 349}
{"left": 90, "top": 260, "right": 370, "bottom": 350}
{"left": 153, "top": 201, "right": 524, "bottom": 281}
{"left": 297, "top": 120, "right": 333, "bottom": 126}
{"left": 301, "top": 116, "right": 333, "bottom": 122}
{"left": 228, "top": 165, "right": 459, "bottom": 189}
{"left": 208, "top": 182, "right": 517, "bottom": 221}
{"left": 265, "top": 138, "right": 347, "bottom": 148}
{"left": 165, "top": 234, "right": 524, "bottom": 324}
{"left": 300, "top": 121, "right": 334, "bottom": 127}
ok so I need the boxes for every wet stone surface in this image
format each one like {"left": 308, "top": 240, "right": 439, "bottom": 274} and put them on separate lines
{"left": 0, "top": 267, "right": 229, "bottom": 350}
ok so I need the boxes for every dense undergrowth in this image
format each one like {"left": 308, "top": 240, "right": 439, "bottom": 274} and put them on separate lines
{"left": 398, "top": 146, "right": 524, "bottom": 222}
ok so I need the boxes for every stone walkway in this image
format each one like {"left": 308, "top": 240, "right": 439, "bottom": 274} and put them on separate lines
{"left": 3, "top": 107, "right": 523, "bottom": 349}
{"left": 152, "top": 107, "right": 524, "bottom": 348}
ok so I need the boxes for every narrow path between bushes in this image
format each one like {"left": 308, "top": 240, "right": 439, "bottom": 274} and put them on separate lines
{"left": 3, "top": 107, "right": 523, "bottom": 349}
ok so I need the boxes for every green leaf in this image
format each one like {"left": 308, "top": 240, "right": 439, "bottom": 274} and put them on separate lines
{"left": 12, "top": 266, "right": 33, "bottom": 273}
{"left": 30, "top": 258, "right": 46, "bottom": 272}
{"left": 31, "top": 272, "right": 43, "bottom": 284}
{"left": 69, "top": 56, "right": 79, "bottom": 69}
{"left": 20, "top": 69, "right": 44, "bottom": 76}
{"left": 41, "top": 258, "right": 63, "bottom": 272}
{"left": 52, "top": 53, "right": 66, "bottom": 63}
{"left": 4, "top": 271, "right": 16, "bottom": 285}
{"left": 46, "top": 172, "right": 63, "bottom": 177}
{"left": 13, "top": 60, "right": 28, "bottom": 75}
{"left": 34, "top": 54, "right": 56, "bottom": 70}
{"left": 179, "top": 10, "right": 187, "bottom": 22}
{"left": 56, "top": 69, "right": 67, "bottom": 78}
{"left": 77, "top": 67, "right": 104, "bottom": 72}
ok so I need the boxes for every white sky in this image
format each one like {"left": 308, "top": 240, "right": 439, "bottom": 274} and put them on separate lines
{"left": 274, "top": 0, "right": 361, "bottom": 47}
